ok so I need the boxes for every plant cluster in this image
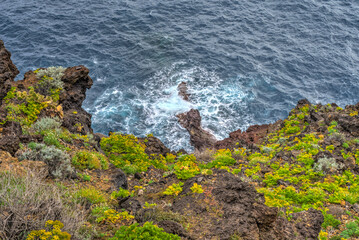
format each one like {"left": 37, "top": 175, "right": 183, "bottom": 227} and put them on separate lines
{"left": 173, "top": 154, "right": 201, "bottom": 180}
{"left": 163, "top": 182, "right": 183, "bottom": 196}
{"left": 72, "top": 150, "right": 108, "bottom": 170}
{"left": 35, "top": 66, "right": 66, "bottom": 96}
{"left": 100, "top": 133, "right": 150, "bottom": 174}
{"left": 109, "top": 222, "right": 181, "bottom": 240}
{"left": 26, "top": 220, "right": 71, "bottom": 240}
{"left": 91, "top": 206, "right": 134, "bottom": 225}
{"left": 20, "top": 143, "right": 74, "bottom": 178}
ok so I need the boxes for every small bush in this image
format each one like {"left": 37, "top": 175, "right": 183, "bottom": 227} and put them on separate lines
{"left": 100, "top": 133, "right": 150, "bottom": 174}
{"left": 206, "top": 149, "right": 236, "bottom": 168}
{"left": 109, "top": 222, "right": 181, "bottom": 240}
{"left": 35, "top": 66, "right": 65, "bottom": 96}
{"left": 340, "top": 221, "right": 359, "bottom": 238}
{"left": 111, "top": 188, "right": 131, "bottom": 199}
{"left": 26, "top": 220, "right": 71, "bottom": 240}
{"left": 313, "top": 157, "right": 339, "bottom": 173}
{"left": 322, "top": 213, "right": 341, "bottom": 229}
{"left": 190, "top": 183, "right": 204, "bottom": 194}
{"left": 74, "top": 187, "right": 107, "bottom": 205}
{"left": 32, "top": 117, "right": 62, "bottom": 134}
{"left": 43, "top": 130, "right": 63, "bottom": 148}
{"left": 173, "top": 155, "right": 200, "bottom": 180}
{"left": 163, "top": 182, "right": 183, "bottom": 196}
{"left": 20, "top": 143, "right": 74, "bottom": 178}
{"left": 91, "top": 206, "right": 134, "bottom": 225}
{"left": 72, "top": 151, "right": 108, "bottom": 170}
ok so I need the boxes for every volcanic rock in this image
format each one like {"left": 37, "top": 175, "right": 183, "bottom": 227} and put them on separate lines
{"left": 176, "top": 109, "right": 217, "bottom": 151}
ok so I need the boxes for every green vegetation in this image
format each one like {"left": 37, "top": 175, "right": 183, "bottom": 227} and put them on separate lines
{"left": 72, "top": 151, "right": 108, "bottom": 170}
{"left": 100, "top": 132, "right": 150, "bottom": 174}
{"left": 26, "top": 220, "right": 71, "bottom": 240}
{"left": 109, "top": 222, "right": 181, "bottom": 240}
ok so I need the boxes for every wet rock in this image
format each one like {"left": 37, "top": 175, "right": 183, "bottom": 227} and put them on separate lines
{"left": 176, "top": 109, "right": 217, "bottom": 151}
{"left": 177, "top": 81, "right": 190, "bottom": 101}
{"left": 0, "top": 40, "right": 19, "bottom": 103}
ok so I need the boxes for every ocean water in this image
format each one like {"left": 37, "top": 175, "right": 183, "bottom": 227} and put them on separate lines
{"left": 1, "top": 0, "right": 359, "bottom": 151}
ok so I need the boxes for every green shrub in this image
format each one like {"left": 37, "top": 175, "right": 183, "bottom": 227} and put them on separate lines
{"left": 340, "top": 221, "right": 359, "bottom": 238}
{"left": 206, "top": 149, "right": 236, "bottom": 168}
{"left": 72, "top": 151, "right": 108, "bottom": 170}
{"left": 109, "top": 222, "right": 180, "bottom": 240}
{"left": 100, "top": 133, "right": 150, "bottom": 174}
{"left": 74, "top": 187, "right": 107, "bottom": 205}
{"left": 111, "top": 188, "right": 131, "bottom": 199}
{"left": 173, "top": 155, "right": 200, "bottom": 180}
{"left": 163, "top": 182, "right": 183, "bottom": 196}
{"left": 26, "top": 220, "right": 71, "bottom": 240}
{"left": 342, "top": 142, "right": 349, "bottom": 149}
{"left": 43, "top": 130, "right": 63, "bottom": 148}
{"left": 322, "top": 213, "right": 341, "bottom": 229}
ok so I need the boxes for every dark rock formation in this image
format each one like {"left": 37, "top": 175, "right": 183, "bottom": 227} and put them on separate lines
{"left": 60, "top": 65, "right": 93, "bottom": 134}
{"left": 0, "top": 40, "right": 19, "bottom": 104}
{"left": 111, "top": 168, "right": 128, "bottom": 190}
{"left": 0, "top": 136, "right": 20, "bottom": 156}
{"left": 177, "top": 81, "right": 190, "bottom": 101}
{"left": 158, "top": 220, "right": 192, "bottom": 239}
{"left": 176, "top": 109, "right": 217, "bottom": 151}
{"left": 171, "top": 171, "right": 323, "bottom": 240}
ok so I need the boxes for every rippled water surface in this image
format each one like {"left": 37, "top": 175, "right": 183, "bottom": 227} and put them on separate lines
{"left": 1, "top": 0, "right": 359, "bottom": 150}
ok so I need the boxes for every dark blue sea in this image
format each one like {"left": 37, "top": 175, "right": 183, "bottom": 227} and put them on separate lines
{"left": 1, "top": 0, "right": 359, "bottom": 151}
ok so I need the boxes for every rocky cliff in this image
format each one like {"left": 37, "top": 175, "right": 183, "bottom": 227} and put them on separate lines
{"left": 1, "top": 41, "right": 359, "bottom": 240}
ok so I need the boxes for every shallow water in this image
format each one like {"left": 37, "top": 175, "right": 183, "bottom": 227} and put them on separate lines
{"left": 1, "top": 0, "right": 359, "bottom": 151}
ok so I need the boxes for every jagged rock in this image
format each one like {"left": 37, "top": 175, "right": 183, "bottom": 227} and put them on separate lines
{"left": 0, "top": 40, "right": 19, "bottom": 104}
{"left": 0, "top": 136, "right": 20, "bottom": 156}
{"left": 158, "top": 220, "right": 192, "bottom": 239}
{"left": 1, "top": 121, "right": 22, "bottom": 136}
{"left": 215, "top": 122, "right": 280, "bottom": 150}
{"left": 177, "top": 81, "right": 190, "bottom": 101}
{"left": 176, "top": 109, "right": 217, "bottom": 151}
{"left": 118, "top": 197, "right": 142, "bottom": 215}
{"left": 337, "top": 114, "right": 359, "bottom": 137}
{"left": 59, "top": 65, "right": 93, "bottom": 134}
{"left": 171, "top": 172, "right": 323, "bottom": 240}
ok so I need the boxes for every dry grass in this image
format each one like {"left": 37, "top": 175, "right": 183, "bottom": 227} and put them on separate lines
{"left": 0, "top": 171, "right": 89, "bottom": 240}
